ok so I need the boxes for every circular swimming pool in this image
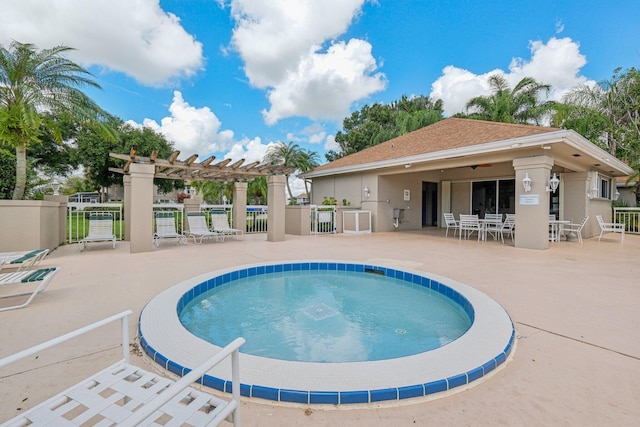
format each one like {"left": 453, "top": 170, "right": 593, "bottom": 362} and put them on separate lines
{"left": 139, "top": 260, "right": 514, "bottom": 405}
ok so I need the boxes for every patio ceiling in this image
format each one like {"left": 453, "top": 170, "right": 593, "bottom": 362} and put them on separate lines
{"left": 109, "top": 147, "right": 294, "bottom": 182}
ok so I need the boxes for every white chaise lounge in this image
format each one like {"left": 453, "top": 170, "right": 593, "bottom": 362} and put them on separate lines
{"left": 153, "top": 211, "right": 187, "bottom": 247}
{"left": 0, "top": 310, "right": 245, "bottom": 426}
{"left": 0, "top": 267, "right": 58, "bottom": 312}
{"left": 81, "top": 213, "right": 116, "bottom": 251}
{"left": 185, "top": 211, "right": 224, "bottom": 244}
{"left": 210, "top": 210, "right": 243, "bottom": 240}
{"left": 0, "top": 249, "right": 49, "bottom": 272}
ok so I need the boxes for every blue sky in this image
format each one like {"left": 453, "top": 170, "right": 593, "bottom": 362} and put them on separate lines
{"left": 1, "top": 1, "right": 638, "bottom": 193}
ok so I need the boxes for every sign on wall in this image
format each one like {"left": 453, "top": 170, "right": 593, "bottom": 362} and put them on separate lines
{"left": 519, "top": 194, "right": 540, "bottom": 205}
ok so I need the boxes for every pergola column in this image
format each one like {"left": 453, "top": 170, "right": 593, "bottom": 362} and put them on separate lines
{"left": 129, "top": 163, "right": 155, "bottom": 253}
{"left": 267, "top": 175, "right": 286, "bottom": 242}
{"left": 123, "top": 174, "right": 131, "bottom": 241}
{"left": 513, "top": 155, "right": 554, "bottom": 250}
{"left": 232, "top": 181, "right": 247, "bottom": 233}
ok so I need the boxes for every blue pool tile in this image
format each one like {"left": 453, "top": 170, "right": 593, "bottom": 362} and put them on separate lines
{"left": 310, "top": 391, "right": 339, "bottom": 404}
{"left": 222, "top": 273, "right": 231, "bottom": 284}
{"left": 240, "top": 383, "right": 251, "bottom": 397}
{"left": 446, "top": 373, "right": 468, "bottom": 389}
{"left": 257, "top": 265, "right": 265, "bottom": 275}
{"left": 239, "top": 269, "right": 248, "bottom": 278}
{"left": 248, "top": 267, "right": 257, "bottom": 277}
{"left": 398, "top": 384, "right": 424, "bottom": 399}
{"left": 370, "top": 388, "right": 397, "bottom": 402}
{"left": 412, "top": 274, "right": 421, "bottom": 285}
{"left": 292, "top": 263, "right": 301, "bottom": 271}
{"left": 495, "top": 352, "right": 506, "bottom": 365}
{"left": 274, "top": 264, "right": 283, "bottom": 272}
{"left": 420, "top": 276, "right": 431, "bottom": 288}
{"left": 340, "top": 390, "right": 369, "bottom": 404}
{"left": 467, "top": 366, "right": 484, "bottom": 382}
{"left": 300, "top": 263, "right": 310, "bottom": 270}
{"left": 265, "top": 265, "right": 274, "bottom": 273}
{"left": 154, "top": 351, "right": 168, "bottom": 367}
{"left": 424, "top": 379, "right": 448, "bottom": 395}
{"left": 280, "top": 389, "right": 308, "bottom": 404}
{"left": 338, "top": 263, "right": 346, "bottom": 271}
{"left": 252, "top": 385, "right": 279, "bottom": 401}
{"left": 166, "top": 360, "right": 183, "bottom": 376}
{"left": 283, "top": 263, "right": 292, "bottom": 271}
{"left": 482, "top": 360, "right": 496, "bottom": 375}
{"left": 310, "top": 262, "right": 320, "bottom": 270}
{"left": 353, "top": 264, "right": 363, "bottom": 272}
{"left": 202, "top": 375, "right": 225, "bottom": 391}
{"left": 394, "top": 270, "right": 403, "bottom": 280}
{"left": 328, "top": 262, "right": 337, "bottom": 271}
{"left": 230, "top": 271, "right": 239, "bottom": 281}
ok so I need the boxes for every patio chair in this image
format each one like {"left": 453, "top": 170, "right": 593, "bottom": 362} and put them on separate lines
{"left": 499, "top": 215, "right": 516, "bottom": 244}
{"left": 484, "top": 213, "right": 503, "bottom": 240}
{"left": 81, "top": 213, "right": 116, "bottom": 251}
{"left": 562, "top": 216, "right": 589, "bottom": 244}
{"left": 153, "top": 212, "right": 187, "bottom": 247}
{"left": 0, "top": 248, "right": 49, "bottom": 272}
{"left": 0, "top": 310, "right": 244, "bottom": 426}
{"left": 0, "top": 267, "right": 59, "bottom": 312}
{"left": 459, "top": 214, "right": 482, "bottom": 241}
{"left": 596, "top": 214, "right": 625, "bottom": 243}
{"left": 185, "top": 211, "right": 224, "bottom": 244}
{"left": 210, "top": 209, "right": 244, "bottom": 240}
{"left": 443, "top": 213, "right": 458, "bottom": 238}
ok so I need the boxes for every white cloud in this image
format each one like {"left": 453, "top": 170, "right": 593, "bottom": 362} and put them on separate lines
{"left": 135, "top": 91, "right": 235, "bottom": 156}
{"left": 324, "top": 134, "right": 339, "bottom": 152}
{"left": 225, "top": 137, "right": 276, "bottom": 164}
{"left": 430, "top": 37, "right": 592, "bottom": 117}
{"left": 0, "top": 0, "right": 203, "bottom": 86}
{"left": 229, "top": 0, "right": 386, "bottom": 124}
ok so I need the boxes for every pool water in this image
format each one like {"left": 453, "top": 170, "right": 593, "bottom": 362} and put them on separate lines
{"left": 179, "top": 270, "right": 472, "bottom": 362}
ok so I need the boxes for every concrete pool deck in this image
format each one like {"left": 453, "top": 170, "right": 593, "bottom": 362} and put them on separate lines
{"left": 1, "top": 230, "right": 638, "bottom": 425}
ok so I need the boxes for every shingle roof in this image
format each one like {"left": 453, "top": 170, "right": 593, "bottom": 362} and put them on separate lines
{"left": 313, "top": 118, "right": 561, "bottom": 173}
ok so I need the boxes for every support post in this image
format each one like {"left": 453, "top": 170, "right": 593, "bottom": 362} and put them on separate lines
{"left": 267, "top": 175, "right": 286, "bottom": 242}
{"left": 123, "top": 174, "right": 131, "bottom": 241}
{"left": 129, "top": 163, "right": 155, "bottom": 253}
{"left": 232, "top": 181, "right": 247, "bottom": 234}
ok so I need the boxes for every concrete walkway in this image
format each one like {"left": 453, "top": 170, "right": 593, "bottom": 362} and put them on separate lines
{"left": 1, "top": 229, "right": 638, "bottom": 426}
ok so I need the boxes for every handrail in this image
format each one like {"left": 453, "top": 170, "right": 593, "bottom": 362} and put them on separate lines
{"left": 0, "top": 310, "right": 132, "bottom": 368}
{"left": 120, "top": 337, "right": 246, "bottom": 427}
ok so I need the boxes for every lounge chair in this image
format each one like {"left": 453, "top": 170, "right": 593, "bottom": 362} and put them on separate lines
{"left": 153, "top": 212, "right": 187, "bottom": 247}
{"left": 81, "top": 213, "right": 116, "bottom": 251}
{"left": 443, "top": 213, "right": 458, "bottom": 238}
{"left": 0, "top": 310, "right": 244, "bottom": 426}
{"left": 459, "top": 214, "right": 481, "bottom": 241}
{"left": 596, "top": 214, "right": 625, "bottom": 243}
{"left": 210, "top": 210, "right": 244, "bottom": 240}
{"left": 0, "top": 248, "right": 49, "bottom": 272}
{"left": 563, "top": 216, "right": 589, "bottom": 244}
{"left": 185, "top": 211, "right": 224, "bottom": 244}
{"left": 0, "top": 267, "right": 58, "bottom": 312}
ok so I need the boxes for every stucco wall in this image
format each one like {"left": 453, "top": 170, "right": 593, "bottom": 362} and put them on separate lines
{"left": 0, "top": 200, "right": 64, "bottom": 251}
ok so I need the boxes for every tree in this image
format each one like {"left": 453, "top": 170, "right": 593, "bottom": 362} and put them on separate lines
{"left": 327, "top": 94, "right": 443, "bottom": 161}
{"left": 263, "top": 142, "right": 320, "bottom": 202}
{"left": 0, "top": 41, "right": 113, "bottom": 199}
{"left": 461, "top": 75, "right": 553, "bottom": 125}
{"left": 553, "top": 67, "right": 640, "bottom": 204}
{"left": 247, "top": 176, "right": 267, "bottom": 205}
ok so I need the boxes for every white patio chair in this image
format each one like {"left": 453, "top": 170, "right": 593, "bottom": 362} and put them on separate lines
{"left": 499, "top": 215, "right": 516, "bottom": 244}
{"left": 0, "top": 310, "right": 244, "bottom": 426}
{"left": 563, "top": 216, "right": 589, "bottom": 244}
{"left": 484, "top": 213, "right": 503, "bottom": 240}
{"left": 185, "top": 211, "right": 224, "bottom": 244}
{"left": 81, "top": 213, "right": 116, "bottom": 251}
{"left": 153, "top": 212, "right": 187, "bottom": 247}
{"left": 596, "top": 214, "right": 625, "bottom": 243}
{"left": 459, "top": 214, "right": 482, "bottom": 241}
{"left": 0, "top": 267, "right": 59, "bottom": 312}
{"left": 210, "top": 210, "right": 244, "bottom": 240}
{"left": 0, "top": 249, "right": 49, "bottom": 272}
{"left": 443, "top": 213, "right": 458, "bottom": 238}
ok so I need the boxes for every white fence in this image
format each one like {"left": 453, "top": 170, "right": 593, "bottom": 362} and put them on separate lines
{"left": 614, "top": 207, "right": 640, "bottom": 234}
{"left": 200, "top": 204, "right": 268, "bottom": 234}
{"left": 311, "top": 205, "right": 337, "bottom": 235}
{"left": 67, "top": 202, "right": 123, "bottom": 243}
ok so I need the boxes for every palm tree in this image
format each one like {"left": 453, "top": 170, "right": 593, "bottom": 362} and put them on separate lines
{"left": 263, "top": 141, "right": 302, "bottom": 201}
{"left": 247, "top": 176, "right": 267, "bottom": 204}
{"left": 0, "top": 41, "right": 111, "bottom": 199}
{"left": 295, "top": 149, "right": 320, "bottom": 199}
{"left": 464, "top": 75, "right": 553, "bottom": 125}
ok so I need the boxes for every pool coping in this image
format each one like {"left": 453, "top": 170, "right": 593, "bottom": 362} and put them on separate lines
{"left": 139, "top": 260, "right": 515, "bottom": 405}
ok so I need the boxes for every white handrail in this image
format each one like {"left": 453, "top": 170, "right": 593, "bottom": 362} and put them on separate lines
{"left": 119, "top": 336, "right": 246, "bottom": 427}
{"left": 0, "top": 310, "right": 132, "bottom": 368}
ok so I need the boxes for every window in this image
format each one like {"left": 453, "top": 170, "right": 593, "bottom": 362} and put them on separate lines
{"left": 471, "top": 179, "right": 515, "bottom": 217}
{"left": 599, "top": 175, "right": 611, "bottom": 199}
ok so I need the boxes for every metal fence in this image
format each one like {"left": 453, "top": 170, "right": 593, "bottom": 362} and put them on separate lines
{"left": 311, "top": 205, "right": 337, "bottom": 235}
{"left": 67, "top": 202, "right": 123, "bottom": 243}
{"left": 153, "top": 203, "right": 185, "bottom": 233}
{"left": 200, "top": 204, "right": 268, "bottom": 234}
{"left": 614, "top": 207, "right": 640, "bottom": 234}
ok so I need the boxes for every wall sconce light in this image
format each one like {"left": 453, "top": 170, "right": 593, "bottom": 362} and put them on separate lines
{"left": 522, "top": 173, "right": 532, "bottom": 192}
{"left": 363, "top": 185, "right": 370, "bottom": 198}
{"left": 546, "top": 173, "right": 560, "bottom": 193}
{"left": 614, "top": 190, "right": 620, "bottom": 201}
